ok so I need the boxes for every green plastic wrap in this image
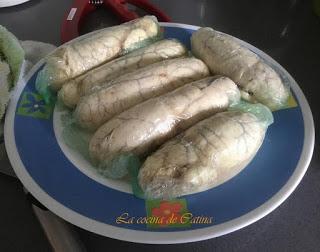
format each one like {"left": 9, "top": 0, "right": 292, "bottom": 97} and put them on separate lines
{"left": 120, "top": 34, "right": 161, "bottom": 56}
{"left": 60, "top": 102, "right": 144, "bottom": 197}
{"left": 229, "top": 100, "right": 274, "bottom": 128}
{"left": 0, "top": 25, "right": 25, "bottom": 87}
{"left": 35, "top": 68, "right": 57, "bottom": 105}
{"left": 60, "top": 102, "right": 92, "bottom": 161}
{"left": 128, "top": 160, "right": 145, "bottom": 199}
{"left": 97, "top": 153, "right": 141, "bottom": 180}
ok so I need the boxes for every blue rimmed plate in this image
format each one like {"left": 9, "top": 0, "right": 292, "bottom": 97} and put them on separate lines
{"left": 4, "top": 23, "right": 314, "bottom": 244}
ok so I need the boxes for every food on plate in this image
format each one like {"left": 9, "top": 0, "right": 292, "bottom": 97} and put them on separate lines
{"left": 138, "top": 102, "right": 273, "bottom": 199}
{"left": 59, "top": 39, "right": 187, "bottom": 108}
{"left": 191, "top": 27, "right": 289, "bottom": 110}
{"left": 89, "top": 76, "right": 240, "bottom": 170}
{"left": 29, "top": 18, "right": 283, "bottom": 199}
{"left": 74, "top": 57, "right": 210, "bottom": 130}
{"left": 0, "top": 25, "right": 24, "bottom": 87}
{"left": 36, "top": 16, "right": 160, "bottom": 103}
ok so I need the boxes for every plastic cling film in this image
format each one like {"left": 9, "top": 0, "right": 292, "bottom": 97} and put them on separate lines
{"left": 35, "top": 16, "right": 160, "bottom": 93}
{"left": 35, "top": 68, "right": 57, "bottom": 105}
{"left": 275, "top": 66, "right": 297, "bottom": 110}
{"left": 88, "top": 76, "right": 240, "bottom": 163}
{"left": 229, "top": 100, "right": 274, "bottom": 128}
{"left": 142, "top": 176, "right": 183, "bottom": 200}
{"left": 191, "top": 27, "right": 290, "bottom": 111}
{"left": 60, "top": 108, "right": 93, "bottom": 162}
{"left": 284, "top": 91, "right": 298, "bottom": 109}
{"left": 98, "top": 153, "right": 145, "bottom": 198}
{"left": 97, "top": 153, "right": 141, "bottom": 180}
{"left": 57, "top": 79, "right": 80, "bottom": 108}
{"left": 58, "top": 104, "right": 143, "bottom": 195}
{"left": 128, "top": 161, "right": 145, "bottom": 199}
{"left": 138, "top": 110, "right": 269, "bottom": 199}
{"left": 59, "top": 102, "right": 144, "bottom": 196}
{"left": 238, "top": 61, "right": 290, "bottom": 111}
{"left": 58, "top": 39, "right": 187, "bottom": 108}
{"left": 74, "top": 57, "right": 210, "bottom": 130}
{"left": 120, "top": 32, "right": 162, "bottom": 56}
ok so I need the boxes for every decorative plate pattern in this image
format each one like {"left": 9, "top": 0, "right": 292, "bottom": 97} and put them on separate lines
{"left": 4, "top": 23, "right": 314, "bottom": 244}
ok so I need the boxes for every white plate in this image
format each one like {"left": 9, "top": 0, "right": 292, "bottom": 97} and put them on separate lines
{"left": 4, "top": 23, "right": 315, "bottom": 244}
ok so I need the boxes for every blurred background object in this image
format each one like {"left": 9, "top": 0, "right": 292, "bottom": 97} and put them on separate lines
{"left": 61, "top": 0, "right": 170, "bottom": 43}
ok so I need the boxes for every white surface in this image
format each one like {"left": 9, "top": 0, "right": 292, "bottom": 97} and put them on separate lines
{"left": 53, "top": 108, "right": 133, "bottom": 194}
{"left": 4, "top": 23, "right": 315, "bottom": 244}
{"left": 0, "top": 0, "right": 30, "bottom": 8}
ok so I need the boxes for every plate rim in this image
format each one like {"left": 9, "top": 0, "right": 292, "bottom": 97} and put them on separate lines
{"left": 4, "top": 22, "right": 315, "bottom": 244}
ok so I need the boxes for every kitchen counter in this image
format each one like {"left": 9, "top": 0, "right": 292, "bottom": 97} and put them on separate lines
{"left": 0, "top": 0, "right": 319, "bottom": 251}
